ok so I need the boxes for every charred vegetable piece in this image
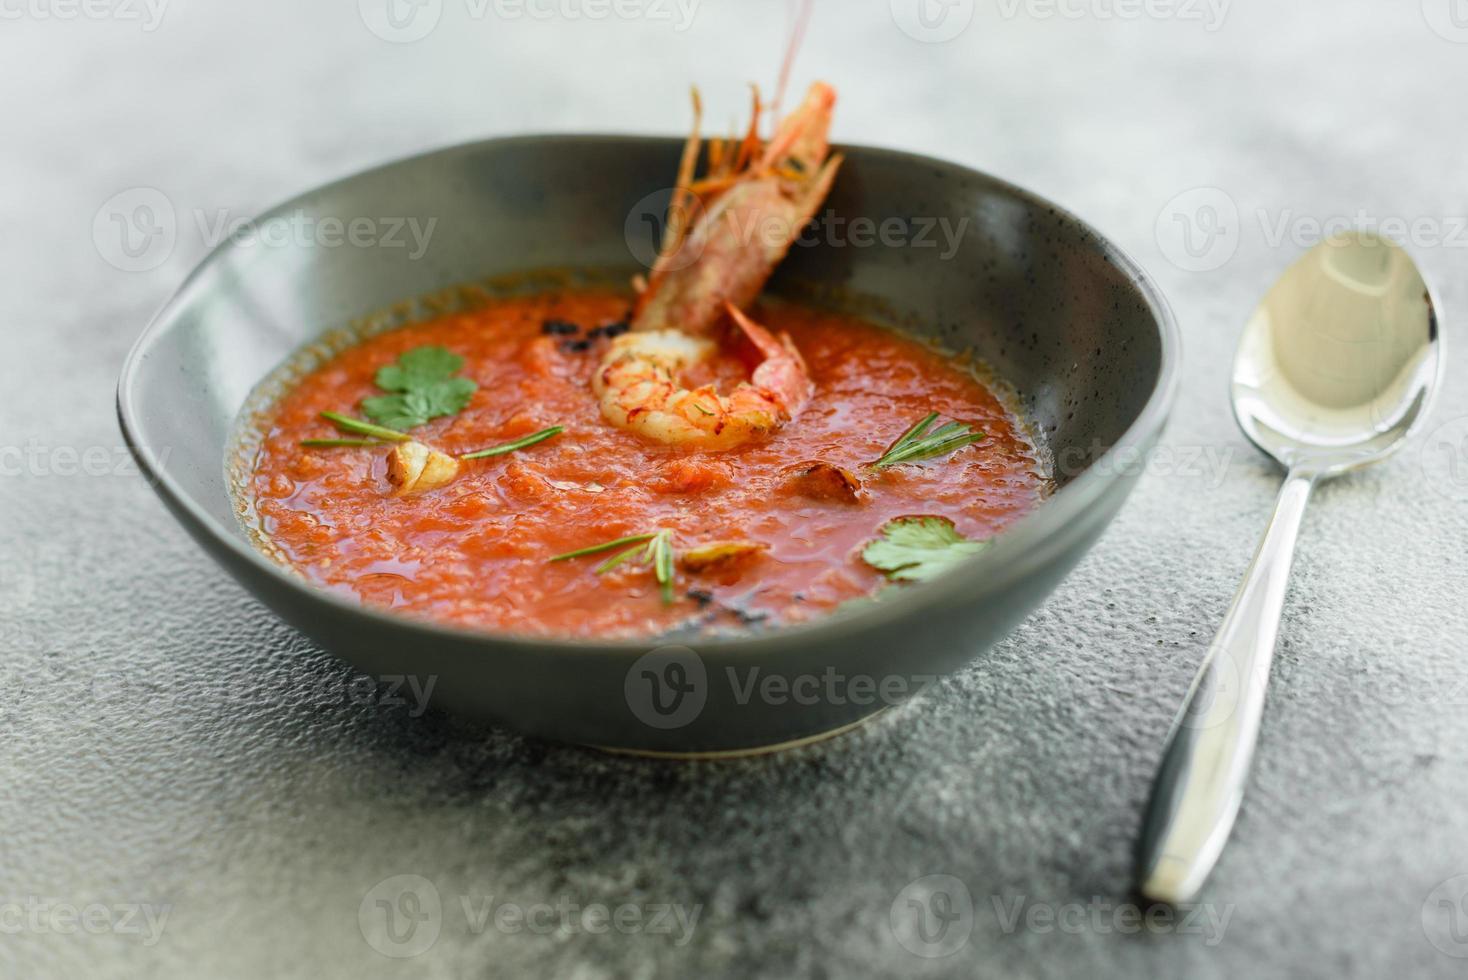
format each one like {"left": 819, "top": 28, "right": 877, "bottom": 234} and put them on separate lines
{"left": 783, "top": 461, "right": 862, "bottom": 503}
{"left": 681, "top": 540, "right": 769, "bottom": 572}
{"left": 586, "top": 319, "right": 631, "bottom": 340}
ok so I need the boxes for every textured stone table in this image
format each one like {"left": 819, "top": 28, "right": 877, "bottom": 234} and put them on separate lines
{"left": 4, "top": 1, "right": 1467, "bottom": 976}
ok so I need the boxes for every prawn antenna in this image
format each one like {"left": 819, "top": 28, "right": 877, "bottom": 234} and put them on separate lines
{"left": 770, "top": 0, "right": 815, "bottom": 131}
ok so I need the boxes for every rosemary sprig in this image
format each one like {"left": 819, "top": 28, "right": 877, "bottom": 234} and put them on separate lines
{"left": 305, "top": 418, "right": 563, "bottom": 463}
{"left": 650, "top": 530, "right": 675, "bottom": 605}
{"left": 319, "top": 411, "right": 411, "bottom": 443}
{"left": 549, "top": 533, "right": 657, "bottom": 563}
{"left": 871, "top": 412, "right": 985, "bottom": 469}
{"left": 459, "top": 426, "right": 564, "bottom": 460}
{"left": 300, "top": 438, "right": 382, "bottom": 448}
{"left": 549, "top": 529, "right": 677, "bottom": 605}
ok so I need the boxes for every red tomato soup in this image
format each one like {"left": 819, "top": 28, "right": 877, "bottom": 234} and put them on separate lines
{"left": 245, "top": 290, "right": 1047, "bottom": 638}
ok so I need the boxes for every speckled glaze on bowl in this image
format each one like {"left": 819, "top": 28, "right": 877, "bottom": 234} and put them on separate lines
{"left": 118, "top": 136, "right": 1178, "bottom": 754}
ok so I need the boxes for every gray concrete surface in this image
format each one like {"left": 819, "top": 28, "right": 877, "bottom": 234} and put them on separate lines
{"left": 4, "top": 1, "right": 1468, "bottom": 976}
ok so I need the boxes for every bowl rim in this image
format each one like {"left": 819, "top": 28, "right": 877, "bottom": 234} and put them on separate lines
{"left": 117, "top": 133, "right": 1181, "bottom": 656}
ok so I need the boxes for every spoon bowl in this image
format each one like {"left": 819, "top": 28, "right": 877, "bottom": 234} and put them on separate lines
{"left": 1232, "top": 232, "right": 1440, "bottom": 474}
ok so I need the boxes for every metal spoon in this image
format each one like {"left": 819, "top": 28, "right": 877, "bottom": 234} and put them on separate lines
{"left": 1135, "top": 231, "right": 1442, "bottom": 904}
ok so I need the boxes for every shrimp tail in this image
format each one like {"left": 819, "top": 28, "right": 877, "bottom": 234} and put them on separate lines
{"left": 724, "top": 301, "right": 812, "bottom": 415}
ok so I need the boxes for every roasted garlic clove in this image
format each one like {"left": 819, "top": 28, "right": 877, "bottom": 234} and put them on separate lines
{"left": 386, "top": 440, "right": 461, "bottom": 495}
{"left": 782, "top": 460, "right": 862, "bottom": 503}
{"left": 681, "top": 540, "right": 769, "bottom": 572}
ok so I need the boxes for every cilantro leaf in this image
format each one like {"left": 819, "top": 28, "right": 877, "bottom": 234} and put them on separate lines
{"left": 360, "top": 346, "right": 477, "bottom": 430}
{"left": 861, "top": 516, "right": 990, "bottom": 582}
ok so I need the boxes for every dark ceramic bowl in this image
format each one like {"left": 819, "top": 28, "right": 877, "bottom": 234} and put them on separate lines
{"left": 118, "top": 136, "right": 1178, "bottom": 755}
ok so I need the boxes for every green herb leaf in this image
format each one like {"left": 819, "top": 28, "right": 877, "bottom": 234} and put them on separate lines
{"left": 861, "top": 516, "right": 989, "bottom": 582}
{"left": 319, "top": 411, "right": 411, "bottom": 443}
{"left": 594, "top": 542, "right": 651, "bottom": 575}
{"left": 459, "top": 426, "right": 565, "bottom": 460}
{"left": 361, "top": 346, "right": 478, "bottom": 430}
{"left": 300, "top": 438, "right": 382, "bottom": 448}
{"left": 548, "top": 533, "right": 657, "bottom": 563}
{"left": 650, "top": 530, "right": 676, "bottom": 605}
{"left": 549, "top": 528, "right": 678, "bottom": 605}
{"left": 872, "top": 412, "right": 985, "bottom": 469}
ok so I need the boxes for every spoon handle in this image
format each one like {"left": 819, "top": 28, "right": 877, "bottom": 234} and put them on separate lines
{"left": 1135, "top": 470, "right": 1315, "bottom": 904}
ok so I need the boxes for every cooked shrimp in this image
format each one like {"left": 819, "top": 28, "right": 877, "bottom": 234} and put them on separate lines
{"left": 594, "top": 302, "right": 813, "bottom": 450}
{"left": 596, "top": 81, "right": 839, "bottom": 448}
